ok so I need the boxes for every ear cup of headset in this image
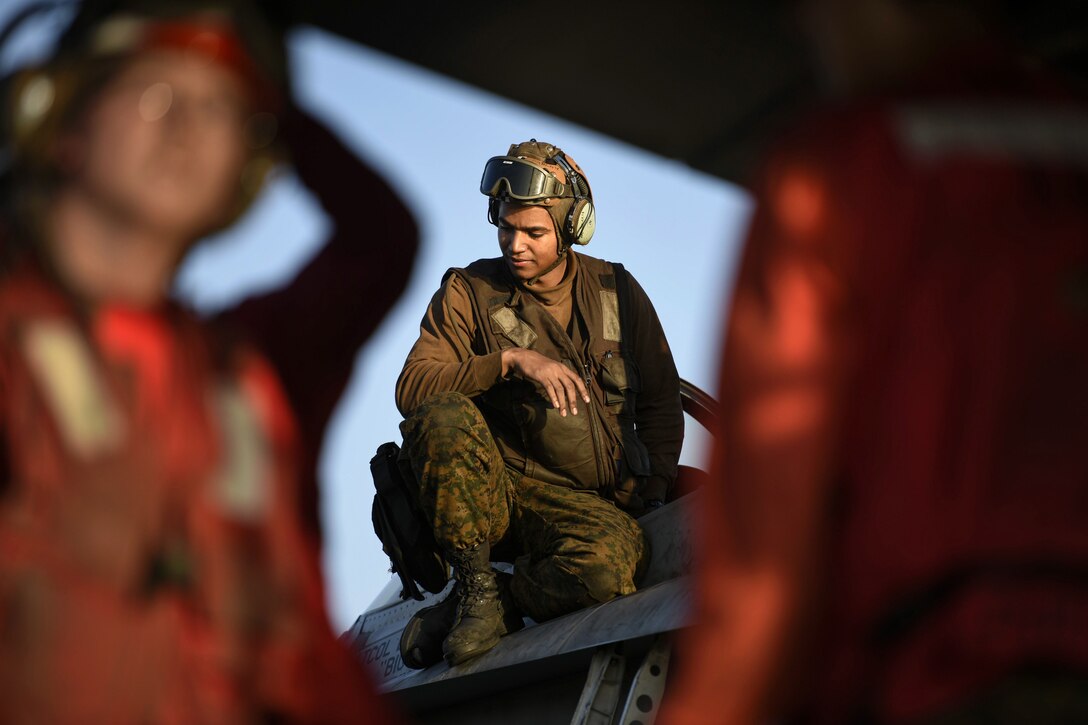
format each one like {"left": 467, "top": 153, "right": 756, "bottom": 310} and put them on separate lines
{"left": 6, "top": 67, "right": 63, "bottom": 166}
{"left": 559, "top": 153, "right": 594, "bottom": 245}
{"left": 5, "top": 60, "right": 95, "bottom": 178}
{"left": 568, "top": 197, "right": 595, "bottom": 245}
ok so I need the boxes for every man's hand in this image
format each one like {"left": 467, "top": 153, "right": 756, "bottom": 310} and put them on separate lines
{"left": 501, "top": 348, "right": 590, "bottom": 417}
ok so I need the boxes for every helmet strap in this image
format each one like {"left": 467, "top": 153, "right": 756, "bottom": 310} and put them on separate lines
{"left": 524, "top": 244, "right": 569, "bottom": 287}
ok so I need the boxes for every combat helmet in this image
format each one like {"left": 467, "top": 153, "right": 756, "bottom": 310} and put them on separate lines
{"left": 479, "top": 139, "right": 596, "bottom": 248}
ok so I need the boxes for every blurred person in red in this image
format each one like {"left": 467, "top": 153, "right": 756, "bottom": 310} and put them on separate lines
{"left": 0, "top": 0, "right": 415, "bottom": 722}
{"left": 662, "top": 1, "right": 1088, "bottom": 723}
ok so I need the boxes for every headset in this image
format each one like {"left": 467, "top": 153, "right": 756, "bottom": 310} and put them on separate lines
{"left": 0, "top": 2, "right": 71, "bottom": 168}
{"left": 551, "top": 151, "right": 596, "bottom": 246}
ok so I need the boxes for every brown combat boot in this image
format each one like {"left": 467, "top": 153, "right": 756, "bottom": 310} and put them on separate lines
{"left": 399, "top": 571, "right": 525, "bottom": 669}
{"left": 441, "top": 544, "right": 524, "bottom": 666}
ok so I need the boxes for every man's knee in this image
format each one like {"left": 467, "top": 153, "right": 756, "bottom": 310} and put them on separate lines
{"left": 571, "top": 514, "right": 648, "bottom": 603}
{"left": 573, "top": 546, "right": 641, "bottom": 604}
{"left": 400, "top": 392, "right": 489, "bottom": 455}
{"left": 403, "top": 391, "right": 482, "bottom": 433}
{"left": 400, "top": 392, "right": 497, "bottom": 480}
{"left": 512, "top": 540, "right": 644, "bottom": 622}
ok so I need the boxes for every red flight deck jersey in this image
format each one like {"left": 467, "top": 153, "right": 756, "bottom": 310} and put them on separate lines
{"left": 664, "top": 50, "right": 1088, "bottom": 724}
{"left": 0, "top": 264, "right": 399, "bottom": 724}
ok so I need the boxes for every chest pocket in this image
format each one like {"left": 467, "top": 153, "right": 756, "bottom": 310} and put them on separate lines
{"left": 599, "top": 349, "right": 635, "bottom": 407}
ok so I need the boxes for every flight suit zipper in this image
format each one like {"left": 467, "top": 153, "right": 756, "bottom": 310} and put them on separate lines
{"left": 522, "top": 294, "right": 610, "bottom": 489}
{"left": 582, "top": 359, "right": 608, "bottom": 488}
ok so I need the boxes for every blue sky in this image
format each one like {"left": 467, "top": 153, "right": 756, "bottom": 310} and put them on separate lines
{"left": 2, "top": 7, "right": 752, "bottom": 632}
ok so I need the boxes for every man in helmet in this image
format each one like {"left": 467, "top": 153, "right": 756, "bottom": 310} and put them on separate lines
{"left": 394, "top": 140, "right": 684, "bottom": 668}
{"left": 0, "top": 1, "right": 414, "bottom": 722}
{"left": 1, "top": 0, "right": 419, "bottom": 545}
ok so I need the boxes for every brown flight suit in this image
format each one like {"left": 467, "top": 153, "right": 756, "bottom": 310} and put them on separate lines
{"left": 396, "top": 251, "right": 683, "bottom": 622}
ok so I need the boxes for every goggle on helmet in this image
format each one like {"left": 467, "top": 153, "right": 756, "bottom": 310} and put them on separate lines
{"left": 479, "top": 155, "right": 570, "bottom": 202}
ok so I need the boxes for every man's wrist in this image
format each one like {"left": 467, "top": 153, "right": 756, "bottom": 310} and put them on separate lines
{"left": 500, "top": 348, "right": 517, "bottom": 379}
{"left": 501, "top": 347, "right": 532, "bottom": 380}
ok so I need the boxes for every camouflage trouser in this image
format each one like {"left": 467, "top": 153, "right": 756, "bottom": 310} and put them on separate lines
{"left": 399, "top": 391, "right": 648, "bottom": 623}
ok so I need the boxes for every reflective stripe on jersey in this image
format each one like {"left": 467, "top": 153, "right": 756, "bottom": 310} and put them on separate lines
{"left": 21, "top": 319, "right": 126, "bottom": 457}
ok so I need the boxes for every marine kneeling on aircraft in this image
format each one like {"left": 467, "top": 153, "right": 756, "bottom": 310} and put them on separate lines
{"left": 394, "top": 140, "right": 684, "bottom": 668}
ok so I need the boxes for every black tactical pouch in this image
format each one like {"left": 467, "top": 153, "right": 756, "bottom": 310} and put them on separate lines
{"left": 370, "top": 441, "right": 449, "bottom": 601}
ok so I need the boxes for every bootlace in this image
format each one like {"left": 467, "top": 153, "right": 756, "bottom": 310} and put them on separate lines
{"left": 449, "top": 549, "right": 492, "bottom": 615}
